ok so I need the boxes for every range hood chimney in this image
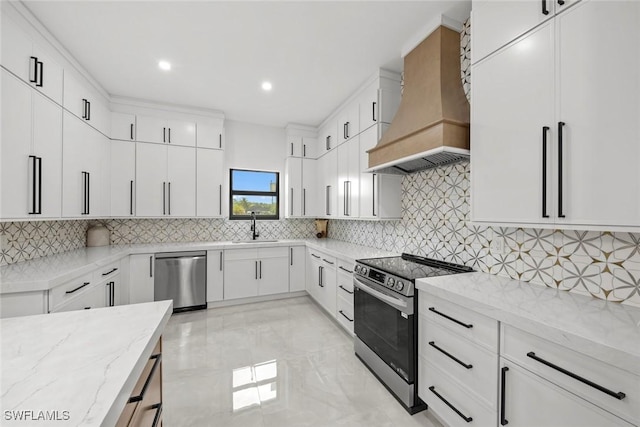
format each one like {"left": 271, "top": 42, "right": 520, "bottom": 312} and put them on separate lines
{"left": 367, "top": 25, "right": 470, "bottom": 175}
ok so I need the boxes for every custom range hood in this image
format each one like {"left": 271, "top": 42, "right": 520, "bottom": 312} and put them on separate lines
{"left": 367, "top": 25, "right": 470, "bottom": 175}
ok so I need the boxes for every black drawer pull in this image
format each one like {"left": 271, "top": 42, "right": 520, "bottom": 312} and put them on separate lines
{"left": 322, "top": 258, "right": 334, "bottom": 265}
{"left": 428, "top": 307, "right": 473, "bottom": 329}
{"left": 501, "top": 366, "right": 509, "bottom": 425}
{"left": 542, "top": 0, "right": 550, "bottom": 15}
{"left": 428, "top": 341, "right": 473, "bottom": 369}
{"left": 311, "top": 253, "right": 320, "bottom": 259}
{"left": 526, "top": 352, "right": 626, "bottom": 400}
{"left": 128, "top": 354, "right": 162, "bottom": 403}
{"left": 151, "top": 402, "right": 162, "bottom": 427}
{"left": 338, "top": 310, "right": 353, "bottom": 322}
{"left": 102, "top": 268, "right": 118, "bottom": 276}
{"left": 338, "top": 266, "right": 353, "bottom": 274}
{"left": 429, "top": 386, "right": 472, "bottom": 423}
{"left": 338, "top": 285, "right": 353, "bottom": 295}
{"left": 66, "top": 282, "right": 90, "bottom": 294}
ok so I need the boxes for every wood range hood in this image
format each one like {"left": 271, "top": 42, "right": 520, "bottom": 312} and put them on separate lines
{"left": 367, "top": 25, "right": 470, "bottom": 175}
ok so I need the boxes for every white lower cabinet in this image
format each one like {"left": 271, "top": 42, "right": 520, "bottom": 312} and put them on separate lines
{"left": 129, "top": 254, "right": 155, "bottom": 304}
{"left": 336, "top": 258, "right": 354, "bottom": 334}
{"left": 305, "top": 248, "right": 338, "bottom": 319}
{"left": 0, "top": 292, "right": 48, "bottom": 318}
{"left": 224, "top": 247, "right": 289, "bottom": 300}
{"left": 289, "top": 246, "right": 306, "bottom": 292}
{"left": 207, "top": 250, "right": 224, "bottom": 302}
{"left": 52, "top": 282, "right": 107, "bottom": 313}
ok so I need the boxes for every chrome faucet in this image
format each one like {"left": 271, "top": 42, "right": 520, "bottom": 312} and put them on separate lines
{"left": 250, "top": 211, "right": 260, "bottom": 240}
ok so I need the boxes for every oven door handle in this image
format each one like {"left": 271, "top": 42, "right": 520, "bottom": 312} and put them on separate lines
{"left": 353, "top": 277, "right": 408, "bottom": 312}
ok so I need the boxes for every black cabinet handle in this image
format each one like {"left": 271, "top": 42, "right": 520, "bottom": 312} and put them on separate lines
{"left": 86, "top": 101, "right": 90, "bottom": 121}
{"left": 29, "top": 155, "right": 37, "bottom": 214}
{"left": 339, "top": 310, "right": 353, "bottom": 322}
{"left": 163, "top": 127, "right": 166, "bottom": 143}
{"left": 130, "top": 180, "right": 134, "bottom": 215}
{"left": 37, "top": 157, "right": 42, "bottom": 214}
{"left": 128, "top": 354, "right": 162, "bottom": 403}
{"left": 219, "top": 251, "right": 223, "bottom": 271}
{"left": 111, "top": 281, "right": 115, "bottom": 306}
{"left": 311, "top": 253, "right": 320, "bottom": 259}
{"left": 102, "top": 268, "right": 118, "bottom": 276}
{"left": 255, "top": 261, "right": 258, "bottom": 280}
{"left": 66, "top": 282, "right": 90, "bottom": 294}
{"left": 259, "top": 260, "right": 262, "bottom": 279}
{"left": 526, "top": 352, "right": 625, "bottom": 400}
{"left": 338, "top": 285, "right": 353, "bottom": 294}
{"left": 303, "top": 144, "right": 306, "bottom": 157}
{"left": 372, "top": 101, "right": 377, "bottom": 122}
{"left": 428, "top": 307, "right": 473, "bottom": 328}
{"left": 345, "top": 121, "right": 350, "bottom": 139}
{"left": 82, "top": 171, "right": 90, "bottom": 215}
{"left": 542, "top": 126, "right": 549, "bottom": 218}
{"left": 372, "top": 174, "right": 377, "bottom": 217}
{"left": 290, "top": 142, "right": 294, "bottom": 156}
{"left": 429, "top": 386, "right": 472, "bottom": 423}
{"left": 219, "top": 133, "right": 222, "bottom": 148}
{"left": 558, "top": 122, "right": 566, "bottom": 218}
{"left": 290, "top": 188, "right": 294, "bottom": 216}
{"left": 149, "top": 255, "right": 153, "bottom": 277}
{"left": 130, "top": 123, "right": 134, "bottom": 140}
{"left": 319, "top": 266, "right": 324, "bottom": 287}
{"left": 82, "top": 99, "right": 88, "bottom": 119}
{"left": 162, "top": 182, "right": 166, "bottom": 215}
{"left": 542, "top": 0, "right": 550, "bottom": 15}
{"left": 428, "top": 341, "right": 473, "bottom": 369}
{"left": 343, "top": 123, "right": 347, "bottom": 139}
{"left": 303, "top": 188, "right": 306, "bottom": 215}
{"left": 219, "top": 184, "right": 222, "bottom": 215}
{"left": 168, "top": 128, "right": 171, "bottom": 143}
{"left": 87, "top": 172, "right": 90, "bottom": 215}
{"left": 151, "top": 403, "right": 162, "bottom": 427}
{"left": 290, "top": 248, "right": 293, "bottom": 266}
{"left": 325, "top": 185, "right": 330, "bottom": 215}
{"left": 36, "top": 60, "right": 43, "bottom": 87}
{"left": 558, "top": 0, "right": 565, "bottom": 5}
{"left": 30, "top": 56, "right": 38, "bottom": 83}
{"left": 106, "top": 281, "right": 114, "bottom": 306}
{"left": 168, "top": 182, "right": 171, "bottom": 215}
{"left": 322, "top": 258, "right": 334, "bottom": 265}
{"left": 338, "top": 266, "right": 353, "bottom": 274}
{"left": 326, "top": 135, "right": 331, "bottom": 151}
{"left": 501, "top": 367, "right": 509, "bottom": 425}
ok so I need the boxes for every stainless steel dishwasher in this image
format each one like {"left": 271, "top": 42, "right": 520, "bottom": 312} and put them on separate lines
{"left": 154, "top": 251, "right": 207, "bottom": 312}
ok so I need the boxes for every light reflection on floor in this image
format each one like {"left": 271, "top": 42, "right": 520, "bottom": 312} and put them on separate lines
{"left": 232, "top": 360, "right": 278, "bottom": 411}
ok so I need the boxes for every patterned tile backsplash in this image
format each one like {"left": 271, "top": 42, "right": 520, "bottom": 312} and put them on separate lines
{"left": 0, "top": 218, "right": 316, "bottom": 266}
{"left": 327, "top": 161, "right": 640, "bottom": 308}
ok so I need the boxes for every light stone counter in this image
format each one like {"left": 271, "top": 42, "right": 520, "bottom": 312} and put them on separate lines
{"left": 0, "top": 239, "right": 387, "bottom": 294}
{"left": 416, "top": 272, "right": 640, "bottom": 375}
{"left": 0, "top": 300, "right": 172, "bottom": 426}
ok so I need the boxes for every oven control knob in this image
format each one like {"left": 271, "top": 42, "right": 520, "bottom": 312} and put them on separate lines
{"left": 360, "top": 267, "right": 368, "bottom": 275}
{"left": 395, "top": 281, "right": 405, "bottom": 291}
{"left": 354, "top": 265, "right": 361, "bottom": 273}
{"left": 387, "top": 277, "right": 395, "bottom": 287}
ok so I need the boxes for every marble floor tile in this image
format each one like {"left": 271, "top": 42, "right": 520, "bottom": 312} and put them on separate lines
{"left": 162, "top": 296, "right": 443, "bottom": 427}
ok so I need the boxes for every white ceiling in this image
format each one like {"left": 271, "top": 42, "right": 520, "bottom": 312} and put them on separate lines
{"left": 23, "top": 1, "right": 471, "bottom": 127}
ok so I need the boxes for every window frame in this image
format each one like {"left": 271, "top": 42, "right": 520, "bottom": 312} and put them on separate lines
{"left": 229, "top": 168, "right": 280, "bottom": 220}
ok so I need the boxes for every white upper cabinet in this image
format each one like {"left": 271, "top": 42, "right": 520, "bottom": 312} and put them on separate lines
{"left": 286, "top": 135, "right": 317, "bottom": 158}
{"left": 302, "top": 158, "right": 318, "bottom": 217}
{"left": 337, "top": 102, "right": 359, "bottom": 145}
{"left": 285, "top": 157, "right": 303, "bottom": 218}
{"left": 111, "top": 112, "right": 136, "bottom": 141}
{"left": 337, "top": 136, "right": 360, "bottom": 218}
{"left": 166, "top": 145, "right": 196, "bottom": 216}
{"left": 359, "top": 79, "right": 401, "bottom": 132}
{"left": 319, "top": 121, "right": 338, "bottom": 154}
{"left": 472, "top": 0, "right": 640, "bottom": 230}
{"left": 196, "top": 148, "right": 224, "bottom": 217}
{"left": 0, "top": 13, "right": 63, "bottom": 104}
{"left": 1, "top": 69, "right": 62, "bottom": 220}
{"left": 110, "top": 140, "right": 136, "bottom": 217}
{"left": 137, "top": 115, "right": 196, "bottom": 147}
{"left": 63, "top": 70, "right": 110, "bottom": 136}
{"left": 318, "top": 148, "right": 338, "bottom": 217}
{"left": 197, "top": 120, "right": 224, "bottom": 150}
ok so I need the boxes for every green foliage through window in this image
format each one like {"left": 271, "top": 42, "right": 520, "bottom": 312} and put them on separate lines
{"left": 229, "top": 169, "right": 279, "bottom": 219}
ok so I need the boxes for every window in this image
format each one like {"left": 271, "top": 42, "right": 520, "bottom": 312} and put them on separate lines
{"left": 229, "top": 169, "right": 279, "bottom": 220}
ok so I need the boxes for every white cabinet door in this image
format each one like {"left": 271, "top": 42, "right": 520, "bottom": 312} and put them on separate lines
{"left": 472, "top": 0, "right": 553, "bottom": 64}
{"left": 500, "top": 360, "right": 633, "bottom": 427}
{"left": 319, "top": 149, "right": 338, "bottom": 217}
{"left": 224, "top": 258, "right": 259, "bottom": 300}
{"left": 137, "top": 115, "right": 167, "bottom": 144}
{"left": 302, "top": 136, "right": 317, "bottom": 159}
{"left": 129, "top": 254, "right": 155, "bottom": 304}
{"left": 62, "top": 111, "right": 97, "bottom": 218}
{"left": 31, "top": 42, "right": 63, "bottom": 105}
{"left": 1, "top": 69, "right": 33, "bottom": 219}
{"left": 306, "top": 251, "right": 323, "bottom": 302}
{"left": 196, "top": 148, "right": 224, "bottom": 217}
{"left": 319, "top": 121, "right": 337, "bottom": 154}
{"left": 319, "top": 262, "right": 337, "bottom": 315}
{"left": 338, "top": 136, "right": 360, "bottom": 218}
{"left": 167, "top": 119, "right": 196, "bottom": 147}
{"left": 207, "top": 250, "right": 224, "bottom": 302}
{"left": 110, "top": 140, "right": 136, "bottom": 217}
{"left": 471, "top": 22, "right": 555, "bottom": 225}
{"left": 285, "top": 157, "right": 302, "bottom": 218}
{"left": 1, "top": 12, "right": 33, "bottom": 83}
{"left": 111, "top": 112, "right": 136, "bottom": 141}
{"left": 337, "top": 102, "right": 359, "bottom": 144}
{"left": 302, "top": 158, "right": 317, "bottom": 217}
{"left": 555, "top": 0, "right": 640, "bottom": 228}
{"left": 136, "top": 142, "right": 167, "bottom": 217}
{"left": 258, "top": 248, "right": 289, "bottom": 296}
{"left": 197, "top": 121, "right": 224, "bottom": 149}
{"left": 289, "top": 246, "right": 306, "bottom": 292}
{"left": 167, "top": 145, "right": 196, "bottom": 217}
{"left": 287, "top": 136, "right": 302, "bottom": 158}
{"left": 93, "top": 132, "right": 111, "bottom": 217}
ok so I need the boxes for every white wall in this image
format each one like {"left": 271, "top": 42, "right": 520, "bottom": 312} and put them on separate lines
{"left": 223, "top": 120, "right": 286, "bottom": 217}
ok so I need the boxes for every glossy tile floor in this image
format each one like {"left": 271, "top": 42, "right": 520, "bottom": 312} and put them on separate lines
{"left": 162, "top": 296, "right": 443, "bottom": 427}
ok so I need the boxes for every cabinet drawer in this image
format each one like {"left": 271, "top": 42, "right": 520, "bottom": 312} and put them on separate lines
{"left": 94, "top": 261, "right": 121, "bottom": 282}
{"left": 258, "top": 247, "right": 288, "bottom": 259}
{"left": 419, "top": 293, "right": 498, "bottom": 352}
{"left": 49, "top": 272, "right": 94, "bottom": 310}
{"left": 337, "top": 258, "right": 355, "bottom": 276}
{"left": 336, "top": 294, "right": 354, "bottom": 334}
{"left": 51, "top": 282, "right": 106, "bottom": 313}
{"left": 419, "top": 359, "right": 495, "bottom": 427}
{"left": 337, "top": 273, "right": 354, "bottom": 303}
{"left": 502, "top": 325, "right": 639, "bottom": 424}
{"left": 320, "top": 254, "right": 336, "bottom": 270}
{"left": 419, "top": 316, "right": 498, "bottom": 410}
{"left": 225, "top": 248, "right": 258, "bottom": 261}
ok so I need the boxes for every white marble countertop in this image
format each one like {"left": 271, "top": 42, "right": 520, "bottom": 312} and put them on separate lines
{"left": 0, "top": 300, "right": 172, "bottom": 427}
{"left": 0, "top": 239, "right": 391, "bottom": 294}
{"left": 416, "top": 272, "right": 640, "bottom": 376}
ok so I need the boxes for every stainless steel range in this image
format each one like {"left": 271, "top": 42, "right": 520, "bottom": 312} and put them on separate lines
{"left": 353, "top": 253, "right": 473, "bottom": 414}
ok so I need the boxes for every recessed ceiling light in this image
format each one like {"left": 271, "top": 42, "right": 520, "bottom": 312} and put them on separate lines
{"left": 261, "top": 81, "right": 272, "bottom": 91}
{"left": 158, "top": 60, "right": 171, "bottom": 71}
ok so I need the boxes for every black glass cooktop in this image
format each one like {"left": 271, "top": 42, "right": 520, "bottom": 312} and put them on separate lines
{"left": 357, "top": 253, "right": 473, "bottom": 282}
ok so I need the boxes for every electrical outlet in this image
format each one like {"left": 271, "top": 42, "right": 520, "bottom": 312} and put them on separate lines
{"left": 490, "top": 237, "right": 504, "bottom": 254}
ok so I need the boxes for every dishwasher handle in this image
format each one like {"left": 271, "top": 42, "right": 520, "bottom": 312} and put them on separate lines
{"left": 155, "top": 251, "right": 207, "bottom": 259}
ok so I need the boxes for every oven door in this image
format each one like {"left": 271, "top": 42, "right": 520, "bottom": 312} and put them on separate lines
{"left": 353, "top": 276, "right": 415, "bottom": 384}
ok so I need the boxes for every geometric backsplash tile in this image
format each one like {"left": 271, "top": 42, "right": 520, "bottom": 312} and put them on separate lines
{"left": 327, "top": 161, "right": 640, "bottom": 308}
